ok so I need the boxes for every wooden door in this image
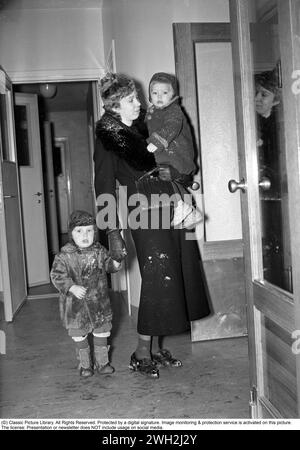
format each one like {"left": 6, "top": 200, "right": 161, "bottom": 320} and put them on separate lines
{"left": 230, "top": 0, "right": 300, "bottom": 418}
{"left": 173, "top": 23, "right": 247, "bottom": 341}
{"left": 0, "top": 67, "right": 26, "bottom": 321}
{"left": 14, "top": 93, "right": 50, "bottom": 287}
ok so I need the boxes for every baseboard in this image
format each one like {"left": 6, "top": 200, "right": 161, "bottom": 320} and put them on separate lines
{"left": 26, "top": 293, "right": 59, "bottom": 300}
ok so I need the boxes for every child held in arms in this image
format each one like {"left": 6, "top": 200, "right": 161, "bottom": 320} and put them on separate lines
{"left": 146, "top": 72, "right": 202, "bottom": 228}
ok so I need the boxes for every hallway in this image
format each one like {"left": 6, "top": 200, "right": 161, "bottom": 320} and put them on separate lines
{"left": 0, "top": 294, "right": 250, "bottom": 419}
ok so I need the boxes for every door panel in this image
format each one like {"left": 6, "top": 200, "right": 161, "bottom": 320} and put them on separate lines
{"left": 229, "top": 0, "right": 300, "bottom": 417}
{"left": 14, "top": 93, "right": 49, "bottom": 287}
{"left": 0, "top": 67, "right": 26, "bottom": 321}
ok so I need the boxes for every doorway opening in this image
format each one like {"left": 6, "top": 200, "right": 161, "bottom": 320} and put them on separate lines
{"left": 12, "top": 81, "right": 98, "bottom": 298}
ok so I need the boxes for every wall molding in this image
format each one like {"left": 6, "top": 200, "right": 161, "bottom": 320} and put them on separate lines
{"left": 202, "top": 239, "right": 243, "bottom": 261}
{"left": 8, "top": 68, "right": 104, "bottom": 84}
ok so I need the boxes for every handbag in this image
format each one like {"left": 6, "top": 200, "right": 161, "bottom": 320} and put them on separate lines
{"left": 135, "top": 168, "right": 179, "bottom": 211}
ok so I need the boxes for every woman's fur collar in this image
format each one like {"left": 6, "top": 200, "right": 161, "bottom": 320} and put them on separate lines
{"left": 95, "top": 112, "right": 156, "bottom": 172}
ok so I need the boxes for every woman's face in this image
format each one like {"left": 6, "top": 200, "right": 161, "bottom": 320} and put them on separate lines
{"left": 115, "top": 91, "right": 141, "bottom": 126}
{"left": 255, "top": 85, "right": 279, "bottom": 118}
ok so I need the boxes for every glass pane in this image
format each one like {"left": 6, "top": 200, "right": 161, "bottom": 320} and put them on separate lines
{"left": 251, "top": 2, "right": 292, "bottom": 292}
{"left": 0, "top": 93, "right": 11, "bottom": 161}
{"left": 14, "top": 104, "right": 31, "bottom": 166}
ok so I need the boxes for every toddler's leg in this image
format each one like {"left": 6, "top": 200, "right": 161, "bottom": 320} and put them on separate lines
{"left": 72, "top": 335, "right": 93, "bottom": 378}
{"left": 93, "top": 331, "right": 115, "bottom": 375}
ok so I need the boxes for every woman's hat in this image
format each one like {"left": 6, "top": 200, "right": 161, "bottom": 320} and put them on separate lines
{"left": 99, "top": 73, "right": 135, "bottom": 105}
{"left": 255, "top": 67, "right": 279, "bottom": 94}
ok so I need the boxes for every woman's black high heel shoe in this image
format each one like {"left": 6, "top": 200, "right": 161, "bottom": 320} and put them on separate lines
{"left": 129, "top": 352, "right": 159, "bottom": 378}
{"left": 152, "top": 349, "right": 182, "bottom": 367}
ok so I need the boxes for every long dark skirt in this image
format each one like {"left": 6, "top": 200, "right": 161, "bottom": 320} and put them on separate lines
{"left": 131, "top": 226, "right": 210, "bottom": 336}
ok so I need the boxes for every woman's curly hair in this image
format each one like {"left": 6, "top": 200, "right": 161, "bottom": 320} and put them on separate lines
{"left": 99, "top": 73, "right": 136, "bottom": 111}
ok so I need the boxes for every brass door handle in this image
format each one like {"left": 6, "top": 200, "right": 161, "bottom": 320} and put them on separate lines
{"left": 228, "top": 178, "right": 247, "bottom": 193}
{"left": 34, "top": 192, "right": 43, "bottom": 196}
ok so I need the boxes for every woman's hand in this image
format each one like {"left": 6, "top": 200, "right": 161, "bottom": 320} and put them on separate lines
{"left": 157, "top": 164, "right": 180, "bottom": 181}
{"left": 69, "top": 285, "right": 87, "bottom": 299}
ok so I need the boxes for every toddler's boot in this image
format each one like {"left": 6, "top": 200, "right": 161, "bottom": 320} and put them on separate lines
{"left": 94, "top": 345, "right": 115, "bottom": 375}
{"left": 78, "top": 347, "right": 93, "bottom": 378}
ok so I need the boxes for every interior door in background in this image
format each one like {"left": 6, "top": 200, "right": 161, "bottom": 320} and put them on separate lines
{"left": 230, "top": 0, "right": 300, "bottom": 417}
{"left": 173, "top": 23, "right": 247, "bottom": 342}
{"left": 0, "top": 67, "right": 26, "bottom": 321}
{"left": 43, "top": 121, "right": 59, "bottom": 258}
{"left": 53, "top": 137, "right": 73, "bottom": 237}
{"left": 14, "top": 92, "right": 50, "bottom": 287}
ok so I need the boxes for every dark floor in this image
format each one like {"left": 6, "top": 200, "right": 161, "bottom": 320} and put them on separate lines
{"left": 0, "top": 293, "right": 250, "bottom": 419}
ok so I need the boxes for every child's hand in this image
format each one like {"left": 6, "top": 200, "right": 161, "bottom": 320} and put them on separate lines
{"left": 69, "top": 285, "right": 87, "bottom": 299}
{"left": 147, "top": 143, "right": 158, "bottom": 153}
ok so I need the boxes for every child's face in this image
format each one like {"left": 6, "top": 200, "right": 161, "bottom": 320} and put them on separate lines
{"left": 150, "top": 82, "right": 174, "bottom": 108}
{"left": 72, "top": 225, "right": 94, "bottom": 248}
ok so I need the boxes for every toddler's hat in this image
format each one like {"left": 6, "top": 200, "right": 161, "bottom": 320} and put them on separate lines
{"left": 149, "top": 72, "right": 178, "bottom": 100}
{"left": 68, "top": 210, "right": 95, "bottom": 233}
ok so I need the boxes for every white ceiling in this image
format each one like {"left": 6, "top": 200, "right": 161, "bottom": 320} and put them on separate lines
{"left": 0, "top": 0, "right": 103, "bottom": 10}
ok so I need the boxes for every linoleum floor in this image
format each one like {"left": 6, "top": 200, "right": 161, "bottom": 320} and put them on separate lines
{"left": 0, "top": 294, "right": 250, "bottom": 419}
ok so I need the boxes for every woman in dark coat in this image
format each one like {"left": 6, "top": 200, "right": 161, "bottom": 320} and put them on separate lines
{"left": 94, "top": 73, "right": 209, "bottom": 378}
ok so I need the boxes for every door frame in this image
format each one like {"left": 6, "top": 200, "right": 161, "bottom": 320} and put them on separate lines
{"left": 8, "top": 74, "right": 127, "bottom": 298}
{"left": 173, "top": 22, "right": 248, "bottom": 343}
{"left": 173, "top": 23, "right": 243, "bottom": 260}
{"left": 54, "top": 136, "right": 73, "bottom": 233}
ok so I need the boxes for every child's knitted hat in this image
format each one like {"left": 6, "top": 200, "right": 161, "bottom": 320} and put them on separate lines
{"left": 148, "top": 72, "right": 178, "bottom": 101}
{"left": 68, "top": 210, "right": 97, "bottom": 243}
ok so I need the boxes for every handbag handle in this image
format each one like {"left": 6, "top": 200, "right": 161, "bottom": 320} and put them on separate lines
{"left": 138, "top": 167, "right": 158, "bottom": 182}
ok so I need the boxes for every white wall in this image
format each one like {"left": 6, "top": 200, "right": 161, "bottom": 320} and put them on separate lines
{"left": 103, "top": 0, "right": 229, "bottom": 99}
{"left": 0, "top": 3, "right": 105, "bottom": 82}
{"left": 0, "top": 258, "right": 2, "bottom": 292}
{"left": 0, "top": 1, "right": 105, "bottom": 299}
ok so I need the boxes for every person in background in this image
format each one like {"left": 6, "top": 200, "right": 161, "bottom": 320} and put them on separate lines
{"left": 255, "top": 68, "right": 281, "bottom": 180}
{"left": 94, "top": 73, "right": 210, "bottom": 379}
{"left": 50, "top": 210, "right": 121, "bottom": 378}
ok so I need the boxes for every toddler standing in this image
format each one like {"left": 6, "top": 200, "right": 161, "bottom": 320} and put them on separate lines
{"left": 50, "top": 210, "right": 121, "bottom": 378}
{"left": 146, "top": 72, "right": 202, "bottom": 228}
